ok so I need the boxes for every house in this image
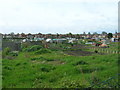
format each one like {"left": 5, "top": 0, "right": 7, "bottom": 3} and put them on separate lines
{"left": 19, "top": 33, "right": 27, "bottom": 38}
{"left": 27, "top": 34, "right": 34, "bottom": 39}
{"left": 101, "top": 39, "right": 110, "bottom": 44}
{"left": 52, "top": 38, "right": 67, "bottom": 43}
{"left": 3, "top": 34, "right": 12, "bottom": 38}
{"left": 111, "top": 38, "right": 115, "bottom": 42}
{"left": 46, "top": 38, "right": 53, "bottom": 43}
{"left": 68, "top": 38, "right": 78, "bottom": 43}
{"left": 80, "top": 34, "right": 87, "bottom": 39}
{"left": 86, "top": 34, "right": 92, "bottom": 38}
{"left": 34, "top": 36, "right": 44, "bottom": 41}
{"left": 22, "top": 39, "right": 27, "bottom": 42}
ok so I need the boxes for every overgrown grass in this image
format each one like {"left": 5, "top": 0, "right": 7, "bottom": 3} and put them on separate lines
{"left": 2, "top": 43, "right": 119, "bottom": 88}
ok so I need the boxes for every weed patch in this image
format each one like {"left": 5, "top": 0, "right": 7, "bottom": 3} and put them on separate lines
{"left": 73, "top": 61, "right": 88, "bottom": 66}
{"left": 34, "top": 49, "right": 51, "bottom": 54}
{"left": 23, "top": 45, "right": 43, "bottom": 52}
{"left": 31, "top": 57, "right": 54, "bottom": 61}
{"left": 40, "top": 66, "right": 56, "bottom": 72}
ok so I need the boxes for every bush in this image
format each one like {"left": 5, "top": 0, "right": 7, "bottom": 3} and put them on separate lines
{"left": 9, "top": 51, "right": 18, "bottom": 56}
{"left": 40, "top": 66, "right": 56, "bottom": 72}
{"left": 50, "top": 49, "right": 58, "bottom": 51}
{"left": 23, "top": 45, "right": 43, "bottom": 52}
{"left": 16, "top": 63, "right": 21, "bottom": 66}
{"left": 35, "top": 48, "right": 51, "bottom": 54}
{"left": 95, "top": 50, "right": 98, "bottom": 53}
{"left": 2, "top": 47, "right": 11, "bottom": 57}
{"left": 3, "top": 47, "right": 11, "bottom": 55}
{"left": 40, "top": 67, "right": 49, "bottom": 72}
{"left": 4, "top": 66, "right": 13, "bottom": 70}
{"left": 31, "top": 57, "right": 45, "bottom": 61}
{"left": 31, "top": 57, "right": 54, "bottom": 62}
{"left": 21, "top": 43, "right": 30, "bottom": 49}
{"left": 73, "top": 61, "right": 88, "bottom": 66}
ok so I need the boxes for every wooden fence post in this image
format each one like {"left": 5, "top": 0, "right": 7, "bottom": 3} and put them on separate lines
{"left": 113, "top": 51, "right": 115, "bottom": 54}
{"left": 107, "top": 50, "right": 108, "bottom": 53}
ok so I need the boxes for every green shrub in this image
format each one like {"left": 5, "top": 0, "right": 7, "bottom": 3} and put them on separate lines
{"left": 30, "top": 45, "right": 43, "bottom": 51}
{"left": 94, "top": 50, "right": 98, "bottom": 53}
{"left": 15, "top": 63, "right": 21, "bottom": 66}
{"left": 81, "top": 68, "right": 96, "bottom": 73}
{"left": 4, "top": 66, "right": 13, "bottom": 70}
{"left": 35, "top": 48, "right": 51, "bottom": 54}
{"left": 2, "top": 47, "right": 11, "bottom": 58}
{"left": 48, "top": 75, "right": 60, "bottom": 83}
{"left": 40, "top": 67, "right": 49, "bottom": 72}
{"left": 40, "top": 66, "right": 55, "bottom": 72}
{"left": 31, "top": 57, "right": 54, "bottom": 62}
{"left": 45, "top": 59, "right": 54, "bottom": 61}
{"left": 21, "top": 43, "right": 30, "bottom": 49}
{"left": 3, "top": 47, "right": 11, "bottom": 55}
{"left": 23, "top": 62, "right": 27, "bottom": 65}
{"left": 9, "top": 51, "right": 18, "bottom": 56}
{"left": 50, "top": 49, "right": 59, "bottom": 51}
{"left": 73, "top": 61, "right": 88, "bottom": 66}
{"left": 31, "top": 57, "right": 45, "bottom": 61}
{"left": 23, "top": 45, "right": 43, "bottom": 52}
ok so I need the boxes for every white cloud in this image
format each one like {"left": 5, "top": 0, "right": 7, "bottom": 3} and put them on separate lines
{"left": 0, "top": 0, "right": 118, "bottom": 3}
{"left": 0, "top": 0, "right": 118, "bottom": 34}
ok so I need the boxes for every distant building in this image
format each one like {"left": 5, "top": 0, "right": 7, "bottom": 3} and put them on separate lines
{"left": 53, "top": 38, "right": 67, "bottom": 43}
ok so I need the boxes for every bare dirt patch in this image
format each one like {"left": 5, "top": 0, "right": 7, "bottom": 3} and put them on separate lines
{"left": 64, "top": 44, "right": 105, "bottom": 56}
{"left": 64, "top": 50, "right": 94, "bottom": 56}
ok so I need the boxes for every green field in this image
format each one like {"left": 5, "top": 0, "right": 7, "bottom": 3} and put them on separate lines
{"left": 2, "top": 42, "right": 119, "bottom": 88}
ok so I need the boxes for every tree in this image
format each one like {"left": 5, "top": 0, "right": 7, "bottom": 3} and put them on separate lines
{"left": 21, "top": 33, "right": 25, "bottom": 35}
{"left": 10, "top": 32, "right": 15, "bottom": 38}
{"left": 102, "top": 31, "right": 107, "bottom": 35}
{"left": 88, "top": 32, "right": 91, "bottom": 35}
{"left": 107, "top": 33, "right": 113, "bottom": 39}
{"left": 115, "top": 31, "right": 117, "bottom": 34}
{"left": 56, "top": 33, "right": 59, "bottom": 38}
{"left": 10, "top": 32, "right": 14, "bottom": 35}
{"left": 76, "top": 34, "right": 80, "bottom": 39}
{"left": 21, "top": 33, "right": 25, "bottom": 37}
{"left": 38, "top": 33, "right": 42, "bottom": 35}
{"left": 68, "top": 32, "right": 73, "bottom": 38}
{"left": 83, "top": 32, "right": 86, "bottom": 35}
{"left": 93, "top": 32, "right": 98, "bottom": 35}
{"left": 17, "top": 33, "right": 19, "bottom": 35}
{"left": 28, "top": 33, "right": 31, "bottom": 35}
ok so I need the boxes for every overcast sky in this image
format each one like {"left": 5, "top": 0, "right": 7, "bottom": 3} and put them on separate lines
{"left": 0, "top": 0, "right": 119, "bottom": 34}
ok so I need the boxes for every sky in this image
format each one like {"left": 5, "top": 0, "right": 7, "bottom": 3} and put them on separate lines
{"left": 0, "top": 0, "right": 119, "bottom": 34}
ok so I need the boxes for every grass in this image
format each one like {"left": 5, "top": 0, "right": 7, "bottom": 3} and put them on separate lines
{"left": 2, "top": 42, "right": 119, "bottom": 88}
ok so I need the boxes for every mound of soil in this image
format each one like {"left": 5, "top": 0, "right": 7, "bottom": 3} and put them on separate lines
{"left": 64, "top": 50, "right": 94, "bottom": 56}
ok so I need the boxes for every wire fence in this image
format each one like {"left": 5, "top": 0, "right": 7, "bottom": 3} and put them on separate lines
{"left": 90, "top": 47, "right": 120, "bottom": 54}
{"left": 89, "top": 73, "right": 120, "bottom": 88}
